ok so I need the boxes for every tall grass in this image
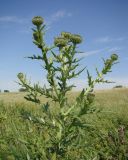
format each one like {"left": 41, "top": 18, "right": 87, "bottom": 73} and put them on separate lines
{"left": 0, "top": 89, "right": 128, "bottom": 159}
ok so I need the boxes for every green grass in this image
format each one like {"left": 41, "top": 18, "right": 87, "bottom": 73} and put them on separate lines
{"left": 0, "top": 88, "right": 128, "bottom": 159}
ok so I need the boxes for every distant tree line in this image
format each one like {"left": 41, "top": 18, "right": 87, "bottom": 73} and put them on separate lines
{"left": 113, "top": 85, "right": 124, "bottom": 89}
{"left": 0, "top": 88, "right": 27, "bottom": 93}
{"left": 19, "top": 88, "right": 27, "bottom": 92}
{"left": 0, "top": 90, "right": 10, "bottom": 93}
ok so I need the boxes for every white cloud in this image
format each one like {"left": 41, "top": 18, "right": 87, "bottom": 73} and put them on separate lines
{"left": 95, "top": 36, "right": 126, "bottom": 43}
{"left": 77, "top": 48, "right": 109, "bottom": 58}
{"left": 115, "top": 37, "right": 126, "bottom": 41}
{"left": 47, "top": 10, "right": 72, "bottom": 25}
{"left": 107, "top": 47, "right": 121, "bottom": 52}
{"left": 77, "top": 47, "right": 121, "bottom": 58}
{"left": 0, "top": 16, "right": 28, "bottom": 24}
{"left": 0, "top": 16, "right": 31, "bottom": 34}
{"left": 96, "top": 36, "right": 111, "bottom": 43}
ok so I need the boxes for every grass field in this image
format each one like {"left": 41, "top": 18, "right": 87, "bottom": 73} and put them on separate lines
{"left": 0, "top": 88, "right": 128, "bottom": 159}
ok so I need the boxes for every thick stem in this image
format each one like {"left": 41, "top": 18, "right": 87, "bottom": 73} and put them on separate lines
{"left": 59, "top": 45, "right": 76, "bottom": 108}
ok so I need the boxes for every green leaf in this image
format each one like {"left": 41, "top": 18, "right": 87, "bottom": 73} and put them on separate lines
{"left": 27, "top": 153, "right": 31, "bottom": 160}
{"left": 87, "top": 69, "right": 92, "bottom": 86}
{"left": 51, "top": 153, "right": 56, "bottom": 160}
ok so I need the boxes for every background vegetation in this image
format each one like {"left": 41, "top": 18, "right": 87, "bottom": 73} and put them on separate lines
{"left": 0, "top": 88, "right": 128, "bottom": 159}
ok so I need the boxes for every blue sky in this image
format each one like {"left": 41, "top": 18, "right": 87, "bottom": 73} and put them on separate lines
{"left": 0, "top": 0, "right": 128, "bottom": 91}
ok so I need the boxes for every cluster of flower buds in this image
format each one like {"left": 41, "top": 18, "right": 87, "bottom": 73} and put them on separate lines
{"left": 105, "top": 54, "right": 118, "bottom": 65}
{"left": 32, "top": 16, "right": 44, "bottom": 26}
{"left": 61, "top": 32, "right": 82, "bottom": 44}
{"left": 70, "top": 34, "right": 82, "bottom": 44}
{"left": 61, "top": 32, "right": 72, "bottom": 39}
{"left": 54, "top": 31, "right": 82, "bottom": 48}
{"left": 54, "top": 37, "right": 68, "bottom": 48}
{"left": 102, "top": 53, "right": 118, "bottom": 74}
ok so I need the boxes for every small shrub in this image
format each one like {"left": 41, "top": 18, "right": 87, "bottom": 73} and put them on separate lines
{"left": 19, "top": 88, "right": 27, "bottom": 92}
{"left": 113, "top": 85, "right": 123, "bottom": 88}
{"left": 4, "top": 90, "right": 9, "bottom": 93}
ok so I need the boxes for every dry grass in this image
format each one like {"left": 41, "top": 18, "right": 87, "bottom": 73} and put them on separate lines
{"left": 0, "top": 88, "right": 128, "bottom": 159}
{"left": 0, "top": 88, "right": 128, "bottom": 120}
{"left": 0, "top": 88, "right": 128, "bottom": 104}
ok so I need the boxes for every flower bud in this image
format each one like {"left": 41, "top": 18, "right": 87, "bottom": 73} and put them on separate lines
{"left": 70, "top": 34, "right": 82, "bottom": 44}
{"left": 105, "top": 59, "right": 112, "bottom": 65}
{"left": 17, "top": 73, "right": 24, "bottom": 80}
{"left": 54, "top": 37, "right": 68, "bottom": 48}
{"left": 87, "top": 93, "right": 95, "bottom": 103}
{"left": 111, "top": 54, "right": 118, "bottom": 61}
{"left": 61, "top": 32, "right": 72, "bottom": 40}
{"left": 32, "top": 16, "right": 44, "bottom": 26}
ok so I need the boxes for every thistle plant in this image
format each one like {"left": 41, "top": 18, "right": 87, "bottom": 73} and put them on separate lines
{"left": 17, "top": 16, "right": 118, "bottom": 159}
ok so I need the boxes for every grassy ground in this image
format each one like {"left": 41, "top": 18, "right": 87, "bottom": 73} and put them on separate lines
{"left": 0, "top": 88, "right": 128, "bottom": 159}
{"left": 1, "top": 88, "right": 128, "bottom": 110}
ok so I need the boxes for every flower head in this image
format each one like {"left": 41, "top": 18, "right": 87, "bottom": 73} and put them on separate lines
{"left": 61, "top": 32, "right": 72, "bottom": 40}
{"left": 17, "top": 73, "right": 24, "bottom": 80}
{"left": 111, "top": 54, "right": 118, "bottom": 61}
{"left": 32, "top": 16, "right": 44, "bottom": 26}
{"left": 70, "top": 34, "right": 82, "bottom": 44}
{"left": 54, "top": 37, "right": 68, "bottom": 48}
